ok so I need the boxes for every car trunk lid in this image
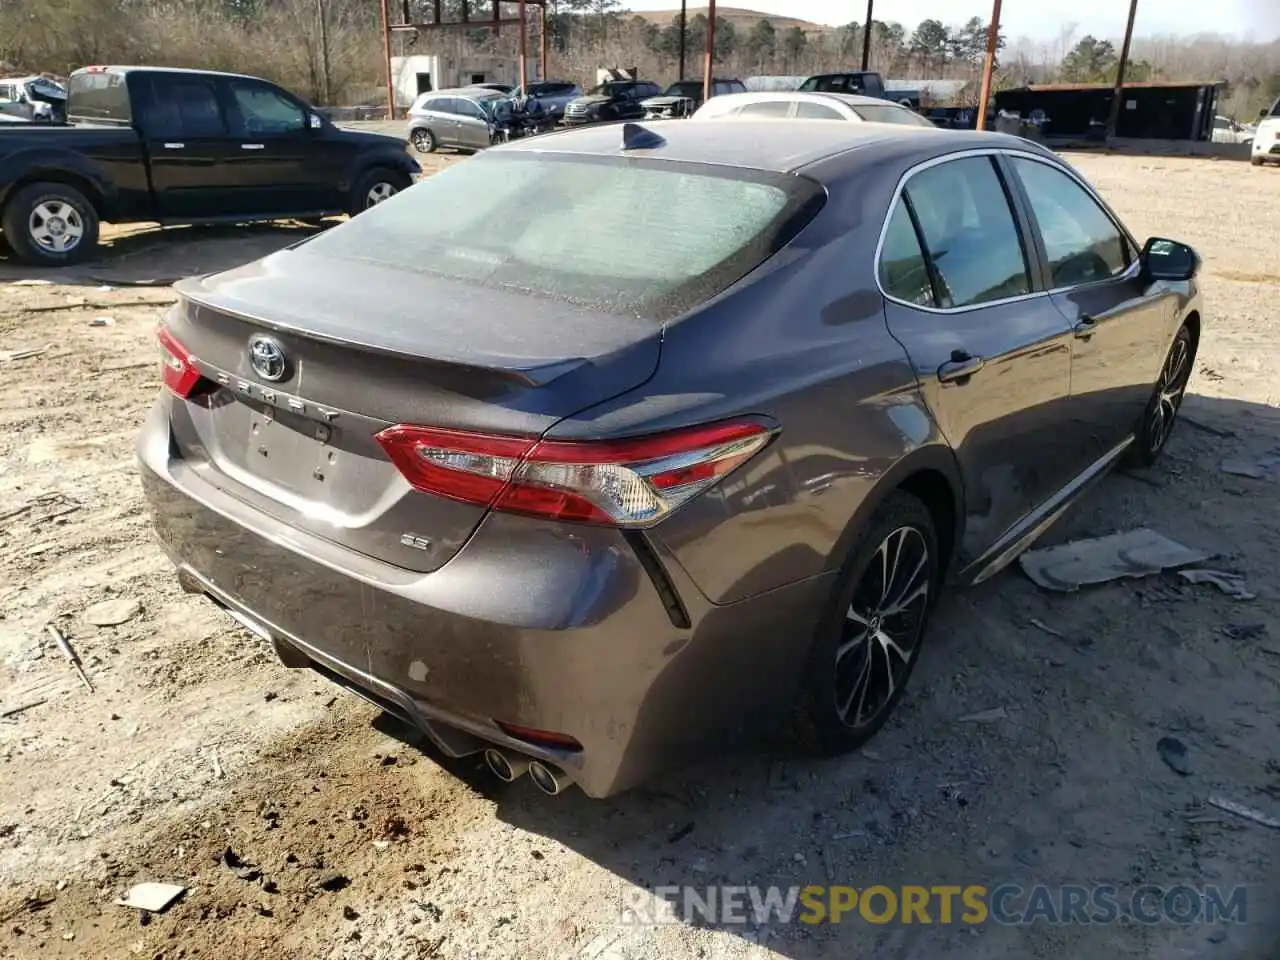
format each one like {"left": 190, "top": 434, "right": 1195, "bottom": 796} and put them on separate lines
{"left": 162, "top": 250, "right": 660, "bottom": 573}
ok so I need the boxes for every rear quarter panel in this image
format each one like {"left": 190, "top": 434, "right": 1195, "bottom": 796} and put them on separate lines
{"left": 0, "top": 127, "right": 149, "bottom": 219}
{"left": 544, "top": 160, "right": 961, "bottom": 605}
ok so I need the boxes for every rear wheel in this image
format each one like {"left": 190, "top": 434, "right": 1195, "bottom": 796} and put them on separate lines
{"left": 791, "top": 491, "right": 938, "bottom": 755}
{"left": 349, "top": 167, "right": 410, "bottom": 216}
{"left": 1126, "top": 324, "right": 1194, "bottom": 468}
{"left": 410, "top": 127, "right": 437, "bottom": 153}
{"left": 1, "top": 181, "right": 100, "bottom": 267}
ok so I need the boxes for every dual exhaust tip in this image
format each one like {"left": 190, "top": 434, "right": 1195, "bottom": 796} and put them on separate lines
{"left": 483, "top": 747, "right": 570, "bottom": 796}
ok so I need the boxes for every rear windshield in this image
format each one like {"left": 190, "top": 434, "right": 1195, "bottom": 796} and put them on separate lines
{"left": 298, "top": 153, "right": 824, "bottom": 321}
{"left": 68, "top": 70, "right": 132, "bottom": 123}
{"left": 849, "top": 104, "right": 934, "bottom": 127}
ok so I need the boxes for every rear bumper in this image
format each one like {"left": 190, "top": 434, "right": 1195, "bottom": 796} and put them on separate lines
{"left": 138, "top": 400, "right": 831, "bottom": 797}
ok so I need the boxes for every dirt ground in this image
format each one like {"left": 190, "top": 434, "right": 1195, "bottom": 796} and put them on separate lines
{"left": 1, "top": 151, "right": 1278, "bottom": 960}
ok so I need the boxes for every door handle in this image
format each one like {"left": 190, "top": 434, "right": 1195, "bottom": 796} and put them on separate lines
{"left": 162, "top": 142, "right": 185, "bottom": 149}
{"left": 1073, "top": 314, "right": 1097, "bottom": 339}
{"left": 240, "top": 143, "right": 266, "bottom": 150}
{"left": 937, "top": 350, "right": 985, "bottom": 384}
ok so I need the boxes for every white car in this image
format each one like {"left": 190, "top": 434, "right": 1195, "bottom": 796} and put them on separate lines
{"left": 1212, "top": 115, "right": 1253, "bottom": 145}
{"left": 690, "top": 91, "right": 935, "bottom": 128}
{"left": 1252, "top": 97, "right": 1280, "bottom": 167}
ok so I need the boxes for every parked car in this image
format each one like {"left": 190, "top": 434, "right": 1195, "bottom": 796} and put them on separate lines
{"left": 405, "top": 87, "right": 509, "bottom": 153}
{"left": 561, "top": 79, "right": 662, "bottom": 126}
{"left": 0, "top": 65, "right": 419, "bottom": 267}
{"left": 521, "top": 80, "right": 582, "bottom": 121}
{"left": 799, "top": 71, "right": 887, "bottom": 99}
{"left": 1212, "top": 115, "right": 1253, "bottom": 145}
{"left": 468, "top": 82, "right": 514, "bottom": 94}
{"left": 0, "top": 75, "right": 67, "bottom": 123}
{"left": 1251, "top": 97, "right": 1280, "bottom": 166}
{"left": 640, "top": 78, "right": 747, "bottom": 120}
{"left": 692, "top": 91, "right": 935, "bottom": 128}
{"left": 139, "top": 120, "right": 1203, "bottom": 799}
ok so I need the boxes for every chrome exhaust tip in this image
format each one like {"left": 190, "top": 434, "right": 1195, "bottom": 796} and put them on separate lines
{"left": 528, "top": 760, "right": 570, "bottom": 796}
{"left": 483, "top": 748, "right": 528, "bottom": 783}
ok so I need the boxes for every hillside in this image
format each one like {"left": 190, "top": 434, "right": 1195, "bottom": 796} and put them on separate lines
{"left": 633, "top": 6, "right": 836, "bottom": 35}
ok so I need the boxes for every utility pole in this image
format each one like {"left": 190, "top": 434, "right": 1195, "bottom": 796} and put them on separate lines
{"left": 678, "top": 0, "right": 687, "bottom": 82}
{"left": 518, "top": 0, "right": 528, "bottom": 92}
{"left": 540, "top": 3, "right": 549, "bottom": 82}
{"left": 316, "top": 0, "right": 331, "bottom": 105}
{"left": 1106, "top": 0, "right": 1140, "bottom": 139}
{"left": 702, "top": 0, "right": 716, "bottom": 105}
{"left": 974, "top": 0, "right": 1002, "bottom": 131}
{"left": 379, "top": 0, "right": 394, "bottom": 119}
{"left": 860, "top": 0, "right": 873, "bottom": 71}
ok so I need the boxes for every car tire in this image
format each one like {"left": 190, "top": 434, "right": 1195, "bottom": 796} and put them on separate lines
{"left": 1124, "top": 324, "right": 1195, "bottom": 468}
{"left": 410, "top": 127, "right": 437, "bottom": 154}
{"left": 349, "top": 167, "right": 410, "bottom": 216}
{"left": 1, "top": 181, "right": 100, "bottom": 267}
{"left": 1252, "top": 156, "right": 1265, "bottom": 166}
{"left": 790, "top": 490, "right": 939, "bottom": 756}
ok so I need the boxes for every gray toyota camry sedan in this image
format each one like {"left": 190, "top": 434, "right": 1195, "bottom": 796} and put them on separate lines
{"left": 139, "top": 120, "right": 1203, "bottom": 798}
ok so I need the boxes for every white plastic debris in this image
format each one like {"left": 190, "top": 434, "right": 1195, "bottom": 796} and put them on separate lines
{"left": 1019, "top": 528, "right": 1211, "bottom": 592}
{"left": 115, "top": 882, "right": 185, "bottom": 912}
{"left": 1177, "top": 569, "right": 1256, "bottom": 600}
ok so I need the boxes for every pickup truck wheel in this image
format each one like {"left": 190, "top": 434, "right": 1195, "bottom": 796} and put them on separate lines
{"left": 2, "top": 182, "right": 100, "bottom": 267}
{"left": 350, "top": 168, "right": 410, "bottom": 216}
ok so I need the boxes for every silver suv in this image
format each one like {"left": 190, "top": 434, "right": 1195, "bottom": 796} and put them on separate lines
{"left": 406, "top": 88, "right": 506, "bottom": 153}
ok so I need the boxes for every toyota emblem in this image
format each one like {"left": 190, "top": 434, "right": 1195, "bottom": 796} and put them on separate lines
{"left": 248, "top": 335, "right": 288, "bottom": 382}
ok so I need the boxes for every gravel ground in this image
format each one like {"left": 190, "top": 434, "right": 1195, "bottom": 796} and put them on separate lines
{"left": 0, "top": 153, "right": 1278, "bottom": 960}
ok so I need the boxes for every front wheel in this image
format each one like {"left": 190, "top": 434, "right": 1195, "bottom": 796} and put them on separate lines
{"left": 1125, "top": 324, "right": 1194, "bottom": 468}
{"left": 791, "top": 491, "right": 939, "bottom": 755}
{"left": 349, "top": 167, "right": 410, "bottom": 216}
{"left": 1, "top": 181, "right": 100, "bottom": 267}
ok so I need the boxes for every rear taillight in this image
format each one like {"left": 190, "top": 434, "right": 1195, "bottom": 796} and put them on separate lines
{"left": 375, "top": 419, "right": 774, "bottom": 527}
{"left": 157, "top": 326, "right": 202, "bottom": 398}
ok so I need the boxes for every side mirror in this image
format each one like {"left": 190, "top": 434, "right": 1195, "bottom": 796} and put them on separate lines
{"left": 309, "top": 113, "right": 324, "bottom": 131}
{"left": 1141, "top": 237, "right": 1200, "bottom": 282}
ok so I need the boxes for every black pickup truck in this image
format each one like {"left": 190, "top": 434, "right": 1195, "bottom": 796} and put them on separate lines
{"left": 0, "top": 66, "right": 420, "bottom": 266}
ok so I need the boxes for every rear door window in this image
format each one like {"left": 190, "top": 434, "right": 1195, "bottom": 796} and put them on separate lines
{"left": 903, "top": 156, "right": 1031, "bottom": 308}
{"left": 879, "top": 202, "right": 936, "bottom": 307}
{"left": 738, "top": 100, "right": 793, "bottom": 118}
{"left": 796, "top": 102, "right": 844, "bottom": 120}
{"left": 142, "top": 76, "right": 225, "bottom": 138}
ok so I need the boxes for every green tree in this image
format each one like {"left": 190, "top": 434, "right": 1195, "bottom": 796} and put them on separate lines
{"left": 746, "top": 18, "right": 777, "bottom": 67}
{"left": 1060, "top": 35, "right": 1117, "bottom": 82}
{"left": 909, "top": 18, "right": 950, "bottom": 72}
{"left": 782, "top": 25, "right": 807, "bottom": 68}
{"left": 714, "top": 18, "right": 736, "bottom": 61}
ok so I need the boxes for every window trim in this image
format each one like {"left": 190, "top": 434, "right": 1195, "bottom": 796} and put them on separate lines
{"left": 1001, "top": 151, "right": 1143, "bottom": 296}
{"left": 874, "top": 147, "right": 1141, "bottom": 315}
{"left": 874, "top": 149, "right": 1041, "bottom": 314}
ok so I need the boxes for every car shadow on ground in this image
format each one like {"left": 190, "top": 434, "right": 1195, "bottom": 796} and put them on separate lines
{"left": 378, "top": 391, "right": 1280, "bottom": 960}
{"left": 0, "top": 220, "right": 330, "bottom": 287}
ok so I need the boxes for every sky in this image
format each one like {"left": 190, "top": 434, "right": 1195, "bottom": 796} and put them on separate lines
{"left": 619, "top": 0, "right": 1280, "bottom": 42}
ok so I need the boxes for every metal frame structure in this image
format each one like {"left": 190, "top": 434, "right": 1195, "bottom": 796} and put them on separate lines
{"left": 378, "top": 0, "right": 550, "bottom": 118}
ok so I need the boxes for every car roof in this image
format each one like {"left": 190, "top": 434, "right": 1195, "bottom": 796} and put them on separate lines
{"left": 431, "top": 87, "right": 507, "bottom": 100}
{"left": 708, "top": 90, "right": 893, "bottom": 109}
{"left": 71, "top": 65, "right": 265, "bottom": 83}
{"left": 495, "top": 118, "right": 1041, "bottom": 176}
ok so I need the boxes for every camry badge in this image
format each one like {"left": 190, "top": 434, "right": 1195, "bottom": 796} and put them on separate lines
{"left": 248, "top": 335, "right": 288, "bottom": 383}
